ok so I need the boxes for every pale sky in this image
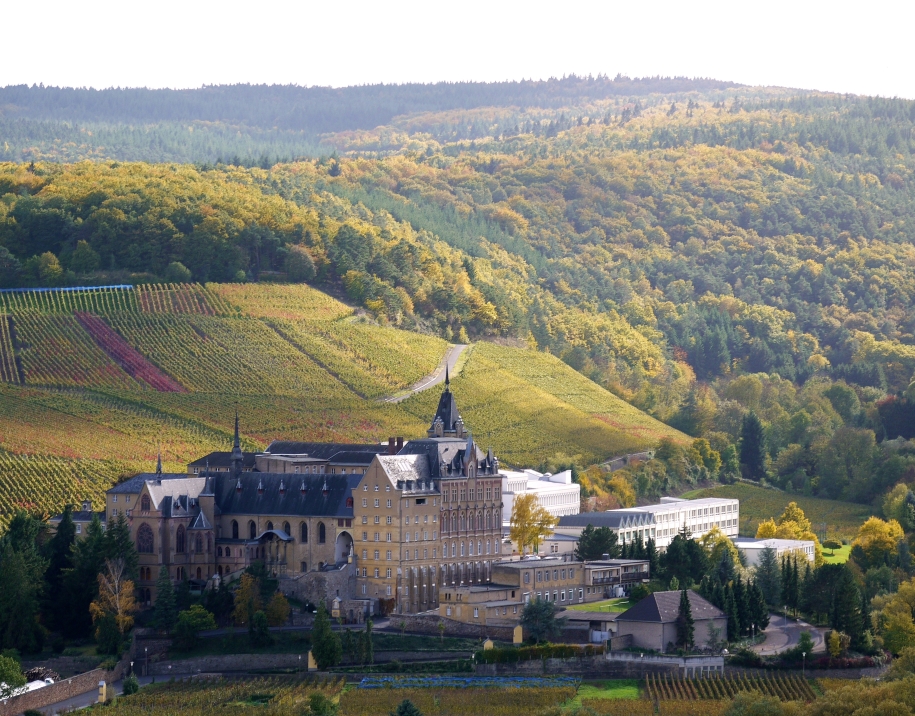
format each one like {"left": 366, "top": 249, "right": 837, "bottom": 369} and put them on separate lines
{"left": 3, "top": 0, "right": 912, "bottom": 99}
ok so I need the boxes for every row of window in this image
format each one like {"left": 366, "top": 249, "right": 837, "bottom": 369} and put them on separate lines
{"left": 443, "top": 483, "right": 497, "bottom": 502}
{"left": 442, "top": 510, "right": 500, "bottom": 533}
{"left": 229, "top": 519, "right": 326, "bottom": 543}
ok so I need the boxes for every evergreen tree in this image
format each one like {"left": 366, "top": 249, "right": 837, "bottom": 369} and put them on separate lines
{"left": 748, "top": 581, "right": 769, "bottom": 633}
{"left": 103, "top": 514, "right": 138, "bottom": 580}
{"left": 520, "top": 597, "right": 566, "bottom": 643}
{"left": 734, "top": 576, "right": 751, "bottom": 637}
{"left": 391, "top": 700, "right": 423, "bottom": 716}
{"left": 755, "top": 546, "right": 782, "bottom": 606}
{"left": 43, "top": 504, "right": 75, "bottom": 632}
{"left": 740, "top": 411, "right": 766, "bottom": 481}
{"left": 789, "top": 557, "right": 800, "bottom": 613}
{"left": 154, "top": 566, "right": 177, "bottom": 633}
{"left": 646, "top": 537, "right": 659, "bottom": 575}
{"left": 60, "top": 514, "right": 106, "bottom": 638}
{"left": 780, "top": 557, "right": 791, "bottom": 609}
{"left": 676, "top": 589, "right": 695, "bottom": 650}
{"left": 831, "top": 565, "right": 864, "bottom": 646}
{"left": 725, "top": 585, "right": 740, "bottom": 641}
{"left": 0, "top": 512, "right": 47, "bottom": 652}
{"left": 574, "top": 524, "right": 620, "bottom": 560}
{"left": 311, "top": 601, "right": 342, "bottom": 669}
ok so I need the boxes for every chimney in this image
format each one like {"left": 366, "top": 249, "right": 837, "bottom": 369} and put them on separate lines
{"left": 602, "top": 553, "right": 610, "bottom": 560}
{"left": 388, "top": 437, "right": 397, "bottom": 455}
{"left": 396, "top": 436, "right": 403, "bottom": 450}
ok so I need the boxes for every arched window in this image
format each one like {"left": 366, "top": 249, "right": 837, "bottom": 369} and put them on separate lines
{"left": 176, "top": 568, "right": 181, "bottom": 581}
{"left": 461, "top": 512, "right": 466, "bottom": 531}
{"left": 218, "top": 546, "right": 223, "bottom": 557}
{"left": 195, "top": 533, "right": 203, "bottom": 553}
{"left": 249, "top": 521, "right": 256, "bottom": 539}
{"left": 176, "top": 525, "right": 186, "bottom": 553}
{"left": 266, "top": 521, "right": 274, "bottom": 531}
{"left": 485, "top": 511, "right": 491, "bottom": 529}
{"left": 136, "top": 523, "right": 154, "bottom": 553}
{"left": 300, "top": 523, "right": 308, "bottom": 543}
{"left": 196, "top": 567, "right": 202, "bottom": 580}
{"left": 345, "top": 497, "right": 353, "bottom": 508}
{"left": 318, "top": 522, "right": 326, "bottom": 544}
{"left": 141, "top": 495, "right": 151, "bottom": 512}
{"left": 477, "top": 511, "right": 483, "bottom": 530}
{"left": 232, "top": 520, "right": 239, "bottom": 539}
{"left": 469, "top": 513, "right": 474, "bottom": 531}
{"left": 283, "top": 521, "right": 291, "bottom": 537}
{"left": 450, "top": 513, "right": 456, "bottom": 532}
{"left": 207, "top": 534, "right": 212, "bottom": 553}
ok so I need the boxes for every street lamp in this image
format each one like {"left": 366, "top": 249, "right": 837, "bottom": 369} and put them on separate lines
{"left": 802, "top": 652, "right": 807, "bottom": 677}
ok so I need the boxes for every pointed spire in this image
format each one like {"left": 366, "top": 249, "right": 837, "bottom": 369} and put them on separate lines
{"left": 230, "top": 407, "right": 244, "bottom": 475}
{"left": 233, "top": 408, "right": 241, "bottom": 450}
{"left": 156, "top": 447, "right": 162, "bottom": 476}
{"left": 445, "top": 364, "right": 450, "bottom": 391}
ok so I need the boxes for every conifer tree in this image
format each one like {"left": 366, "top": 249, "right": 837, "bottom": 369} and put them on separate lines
{"left": 676, "top": 589, "right": 694, "bottom": 651}
{"left": 740, "top": 412, "right": 766, "bottom": 481}
{"left": 734, "top": 576, "right": 751, "bottom": 637}
{"left": 755, "top": 546, "right": 781, "bottom": 606}
{"left": 154, "top": 566, "right": 177, "bottom": 633}
{"left": 725, "top": 586, "right": 740, "bottom": 641}
{"left": 311, "top": 601, "right": 342, "bottom": 669}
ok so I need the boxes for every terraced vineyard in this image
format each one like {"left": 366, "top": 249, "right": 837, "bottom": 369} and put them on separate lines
{"left": 0, "top": 282, "right": 687, "bottom": 526}
{"left": 644, "top": 673, "right": 817, "bottom": 702}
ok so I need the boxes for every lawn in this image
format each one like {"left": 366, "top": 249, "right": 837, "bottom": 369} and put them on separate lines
{"left": 569, "top": 680, "right": 641, "bottom": 706}
{"left": 566, "top": 598, "right": 632, "bottom": 613}
{"left": 821, "top": 544, "right": 851, "bottom": 564}
{"left": 681, "top": 483, "right": 875, "bottom": 540}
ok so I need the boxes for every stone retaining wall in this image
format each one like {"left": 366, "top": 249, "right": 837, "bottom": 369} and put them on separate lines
{"left": 397, "top": 613, "right": 515, "bottom": 641}
{"left": 0, "top": 652, "right": 131, "bottom": 716}
{"left": 154, "top": 650, "right": 470, "bottom": 675}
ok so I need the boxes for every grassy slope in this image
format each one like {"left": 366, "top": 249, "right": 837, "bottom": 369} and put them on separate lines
{"left": 681, "top": 484, "right": 875, "bottom": 540}
{"left": 0, "top": 283, "right": 683, "bottom": 524}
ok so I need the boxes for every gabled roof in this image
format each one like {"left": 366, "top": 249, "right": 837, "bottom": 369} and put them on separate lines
{"left": 397, "top": 437, "right": 495, "bottom": 479}
{"left": 264, "top": 441, "right": 385, "bottom": 460}
{"left": 376, "top": 454, "right": 432, "bottom": 486}
{"left": 146, "top": 478, "right": 208, "bottom": 511}
{"left": 430, "top": 384, "right": 460, "bottom": 432}
{"left": 188, "top": 452, "right": 257, "bottom": 469}
{"left": 108, "top": 472, "right": 187, "bottom": 494}
{"left": 190, "top": 511, "right": 212, "bottom": 530}
{"left": 214, "top": 472, "right": 361, "bottom": 517}
{"left": 616, "top": 590, "right": 725, "bottom": 623}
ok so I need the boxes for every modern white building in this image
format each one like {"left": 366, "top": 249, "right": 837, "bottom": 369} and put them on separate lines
{"left": 733, "top": 537, "right": 815, "bottom": 565}
{"left": 501, "top": 469, "right": 580, "bottom": 526}
{"left": 554, "top": 496, "right": 740, "bottom": 550}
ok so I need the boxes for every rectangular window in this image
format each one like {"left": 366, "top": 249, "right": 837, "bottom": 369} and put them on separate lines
{"left": 387, "top": 533, "right": 392, "bottom": 542}
{"left": 363, "top": 531, "right": 368, "bottom": 541}
{"left": 561, "top": 569, "right": 566, "bottom": 579}
{"left": 362, "top": 568, "right": 367, "bottom": 577}
{"left": 386, "top": 550, "right": 392, "bottom": 560}
{"left": 387, "top": 499, "right": 392, "bottom": 508}
{"left": 374, "top": 485, "right": 379, "bottom": 491}
{"left": 362, "top": 549, "right": 367, "bottom": 559}
{"left": 374, "top": 532, "right": 380, "bottom": 541}
{"left": 473, "top": 608, "right": 479, "bottom": 618}
{"left": 362, "top": 498, "right": 368, "bottom": 507}
{"left": 374, "top": 568, "right": 379, "bottom": 577}
{"left": 362, "top": 516, "right": 368, "bottom": 524}
{"left": 405, "top": 516, "right": 411, "bottom": 525}
{"left": 537, "top": 571, "right": 542, "bottom": 582}
{"left": 386, "top": 568, "right": 392, "bottom": 578}
{"left": 386, "top": 586, "right": 392, "bottom": 596}
{"left": 374, "top": 499, "right": 380, "bottom": 508}
{"left": 416, "top": 498, "right": 426, "bottom": 505}
{"left": 433, "top": 548, "right": 437, "bottom": 558}
{"left": 460, "top": 489, "right": 466, "bottom": 501}
{"left": 113, "top": 495, "right": 117, "bottom": 502}
{"left": 76, "top": 523, "right": 82, "bottom": 534}
{"left": 446, "top": 606, "right": 452, "bottom": 616}
{"left": 374, "top": 550, "right": 380, "bottom": 559}
{"left": 362, "top": 584, "right": 367, "bottom": 595}
{"left": 386, "top": 516, "right": 392, "bottom": 524}
{"left": 374, "top": 516, "right": 380, "bottom": 524}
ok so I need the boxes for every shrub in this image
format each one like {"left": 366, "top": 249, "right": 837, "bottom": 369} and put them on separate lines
{"left": 174, "top": 605, "right": 217, "bottom": 651}
{"left": 122, "top": 674, "right": 139, "bottom": 695}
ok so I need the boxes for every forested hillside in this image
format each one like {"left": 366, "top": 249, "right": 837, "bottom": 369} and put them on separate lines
{"left": 4, "top": 79, "right": 915, "bottom": 514}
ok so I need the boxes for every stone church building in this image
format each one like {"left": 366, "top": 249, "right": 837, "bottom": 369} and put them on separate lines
{"left": 109, "top": 377, "right": 506, "bottom": 616}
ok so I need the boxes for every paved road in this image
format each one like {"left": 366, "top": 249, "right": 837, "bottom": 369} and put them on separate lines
{"left": 384, "top": 344, "right": 468, "bottom": 403}
{"left": 751, "top": 612, "right": 827, "bottom": 656}
{"left": 33, "top": 675, "right": 165, "bottom": 715}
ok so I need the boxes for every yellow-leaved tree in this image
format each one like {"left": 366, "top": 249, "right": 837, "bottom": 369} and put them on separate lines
{"left": 509, "top": 493, "right": 558, "bottom": 555}
{"left": 852, "top": 517, "right": 905, "bottom": 569}
{"left": 89, "top": 558, "right": 138, "bottom": 637}
{"left": 755, "top": 502, "right": 824, "bottom": 566}
{"left": 232, "top": 573, "right": 263, "bottom": 626}
{"left": 699, "top": 526, "right": 741, "bottom": 568}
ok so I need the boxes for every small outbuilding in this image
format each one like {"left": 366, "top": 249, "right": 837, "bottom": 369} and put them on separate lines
{"left": 614, "top": 590, "right": 726, "bottom": 652}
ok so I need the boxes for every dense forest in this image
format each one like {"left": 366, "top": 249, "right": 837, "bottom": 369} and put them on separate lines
{"left": 5, "top": 79, "right": 915, "bottom": 508}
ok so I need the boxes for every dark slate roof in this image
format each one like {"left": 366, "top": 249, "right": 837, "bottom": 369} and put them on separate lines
{"left": 264, "top": 441, "right": 385, "bottom": 460}
{"left": 397, "top": 438, "right": 496, "bottom": 479}
{"left": 50, "top": 510, "right": 105, "bottom": 524}
{"left": 430, "top": 386, "right": 460, "bottom": 432}
{"left": 188, "top": 451, "right": 257, "bottom": 469}
{"left": 329, "top": 451, "right": 381, "bottom": 465}
{"left": 108, "top": 473, "right": 188, "bottom": 494}
{"left": 214, "top": 472, "right": 361, "bottom": 517}
{"left": 557, "top": 511, "right": 654, "bottom": 529}
{"left": 616, "top": 590, "right": 725, "bottom": 623}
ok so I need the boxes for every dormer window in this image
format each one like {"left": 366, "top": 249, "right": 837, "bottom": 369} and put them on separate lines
{"left": 300, "top": 481, "right": 307, "bottom": 494}
{"left": 257, "top": 480, "right": 264, "bottom": 495}
{"left": 279, "top": 480, "right": 286, "bottom": 495}
{"left": 236, "top": 479, "right": 242, "bottom": 493}
{"left": 346, "top": 497, "right": 353, "bottom": 508}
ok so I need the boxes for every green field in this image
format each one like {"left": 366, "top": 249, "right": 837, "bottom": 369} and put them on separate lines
{"left": 0, "top": 283, "right": 684, "bottom": 525}
{"left": 566, "top": 598, "right": 632, "bottom": 613}
{"left": 571, "top": 680, "right": 641, "bottom": 706}
{"left": 822, "top": 544, "right": 852, "bottom": 564}
{"left": 681, "top": 484, "right": 874, "bottom": 540}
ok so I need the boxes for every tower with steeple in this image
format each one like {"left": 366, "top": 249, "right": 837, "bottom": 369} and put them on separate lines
{"left": 427, "top": 367, "right": 465, "bottom": 439}
{"left": 231, "top": 410, "right": 244, "bottom": 477}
